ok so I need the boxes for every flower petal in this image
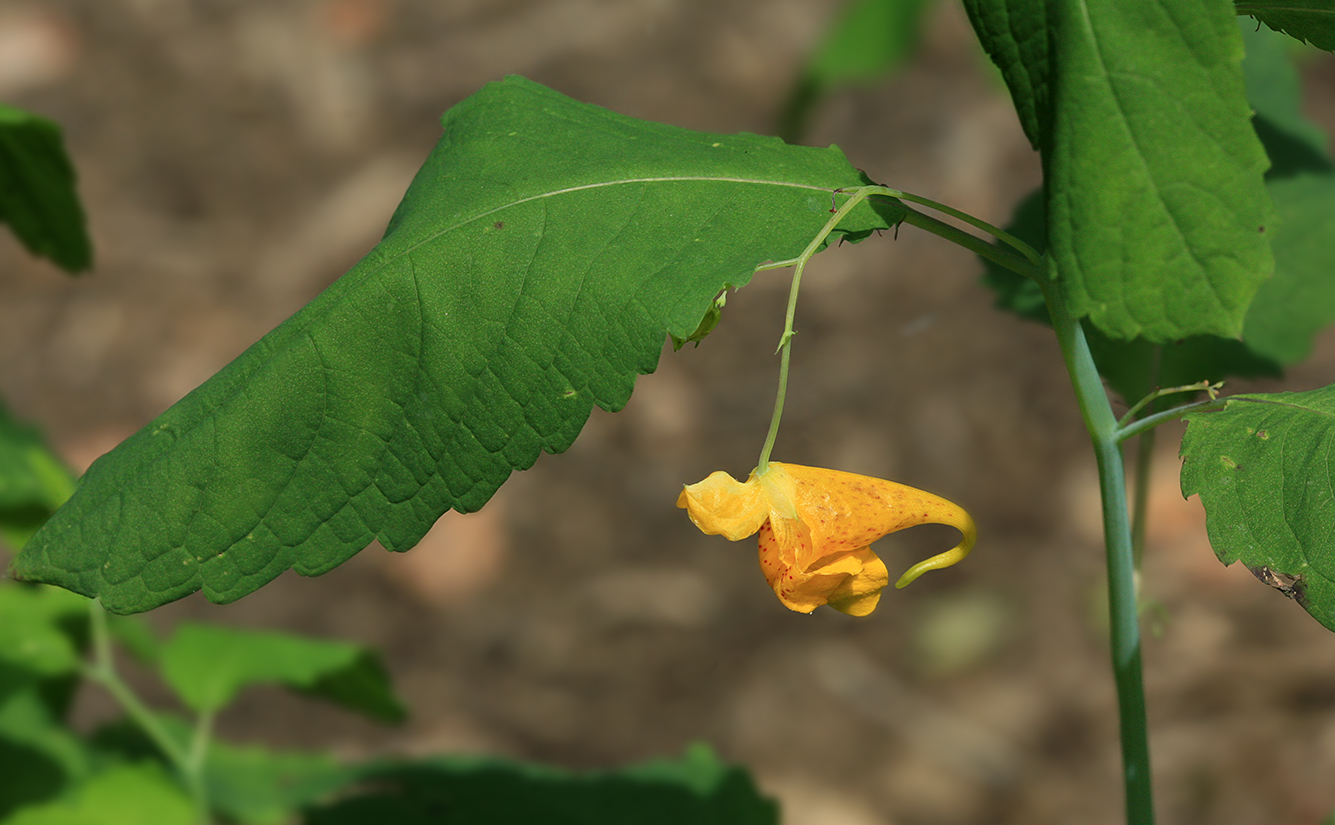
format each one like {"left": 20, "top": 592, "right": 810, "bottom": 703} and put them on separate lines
{"left": 823, "top": 548, "right": 890, "bottom": 617}
{"left": 677, "top": 470, "right": 768, "bottom": 541}
{"left": 759, "top": 519, "right": 889, "bottom": 615}
{"left": 771, "top": 463, "right": 975, "bottom": 588}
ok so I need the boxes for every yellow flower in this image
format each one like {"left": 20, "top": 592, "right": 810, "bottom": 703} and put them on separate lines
{"left": 677, "top": 463, "right": 976, "bottom": 617}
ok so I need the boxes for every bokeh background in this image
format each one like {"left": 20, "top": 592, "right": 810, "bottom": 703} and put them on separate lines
{"left": 3, "top": 1, "right": 1335, "bottom": 823}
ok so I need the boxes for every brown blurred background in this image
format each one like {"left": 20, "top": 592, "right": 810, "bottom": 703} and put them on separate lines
{"left": 3, "top": 1, "right": 1335, "bottom": 823}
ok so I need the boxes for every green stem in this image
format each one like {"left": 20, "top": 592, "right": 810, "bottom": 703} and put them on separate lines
{"left": 898, "top": 206, "right": 1044, "bottom": 282}
{"left": 756, "top": 186, "right": 878, "bottom": 472}
{"left": 755, "top": 184, "right": 1044, "bottom": 473}
{"left": 1117, "top": 380, "right": 1220, "bottom": 429}
{"left": 85, "top": 601, "right": 213, "bottom": 824}
{"left": 1129, "top": 421, "right": 1155, "bottom": 572}
{"left": 1116, "top": 398, "right": 1226, "bottom": 443}
{"left": 809, "top": 183, "right": 1153, "bottom": 821}
{"left": 1041, "top": 278, "right": 1154, "bottom": 825}
{"left": 879, "top": 187, "right": 1044, "bottom": 268}
{"left": 1128, "top": 347, "right": 1165, "bottom": 572}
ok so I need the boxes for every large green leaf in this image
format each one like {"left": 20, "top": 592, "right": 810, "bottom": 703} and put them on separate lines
{"left": 1181, "top": 385, "right": 1335, "bottom": 630}
{"left": 979, "top": 188, "right": 1281, "bottom": 406}
{"left": 159, "top": 623, "right": 404, "bottom": 723}
{"left": 0, "top": 105, "right": 91, "bottom": 274}
{"left": 11, "top": 76, "right": 900, "bottom": 613}
{"left": 1238, "top": 0, "right": 1335, "bottom": 50}
{"left": 304, "top": 744, "right": 777, "bottom": 825}
{"left": 964, "top": 0, "right": 1274, "bottom": 342}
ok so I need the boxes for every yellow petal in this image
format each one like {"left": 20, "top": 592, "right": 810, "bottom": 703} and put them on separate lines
{"left": 823, "top": 549, "right": 890, "bottom": 617}
{"left": 769, "top": 463, "right": 975, "bottom": 589}
{"left": 759, "top": 519, "right": 888, "bottom": 615}
{"left": 677, "top": 470, "right": 768, "bottom": 541}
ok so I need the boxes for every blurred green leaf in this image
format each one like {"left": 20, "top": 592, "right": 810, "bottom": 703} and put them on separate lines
{"left": 203, "top": 741, "right": 348, "bottom": 825}
{"left": 1181, "top": 385, "right": 1335, "bottom": 630}
{"left": 12, "top": 76, "right": 901, "bottom": 614}
{"left": 1238, "top": 0, "right": 1335, "bottom": 51}
{"left": 91, "top": 715, "right": 349, "bottom": 825}
{"left": 0, "top": 401, "right": 75, "bottom": 553}
{"left": 1240, "top": 20, "right": 1333, "bottom": 178}
{"left": 965, "top": 0, "right": 1274, "bottom": 342}
{"left": 0, "top": 104, "right": 91, "bottom": 274}
{"left": 1241, "top": 173, "right": 1335, "bottom": 364}
{"left": 159, "top": 623, "right": 405, "bottom": 723}
{"left": 0, "top": 687, "right": 96, "bottom": 818}
{"left": 0, "top": 585, "right": 87, "bottom": 679}
{"left": 780, "top": 0, "right": 935, "bottom": 141}
{"left": 304, "top": 744, "right": 777, "bottom": 825}
{"left": 2, "top": 762, "right": 194, "bottom": 825}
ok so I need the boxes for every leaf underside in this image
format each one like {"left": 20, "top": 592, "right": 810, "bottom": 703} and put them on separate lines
{"left": 11, "top": 77, "right": 897, "bottom": 614}
{"left": 1181, "top": 386, "right": 1335, "bottom": 630}
{"left": 1238, "top": 0, "right": 1335, "bottom": 51}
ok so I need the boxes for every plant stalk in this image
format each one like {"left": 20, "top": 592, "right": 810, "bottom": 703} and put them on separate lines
{"left": 1042, "top": 278, "right": 1154, "bottom": 825}
{"left": 86, "top": 600, "right": 213, "bottom": 824}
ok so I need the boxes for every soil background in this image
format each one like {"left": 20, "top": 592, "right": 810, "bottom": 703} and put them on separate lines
{"left": 4, "top": 2, "right": 1335, "bottom": 823}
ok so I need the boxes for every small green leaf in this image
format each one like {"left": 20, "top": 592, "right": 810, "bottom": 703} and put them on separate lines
{"left": 203, "top": 742, "right": 348, "bottom": 825}
{"left": 12, "top": 76, "right": 898, "bottom": 613}
{"left": 671, "top": 291, "right": 726, "bottom": 351}
{"left": 0, "top": 400, "right": 76, "bottom": 552}
{"left": 159, "top": 623, "right": 405, "bottom": 722}
{"left": 1181, "top": 385, "right": 1335, "bottom": 630}
{"left": 91, "top": 714, "right": 352, "bottom": 825}
{"left": 304, "top": 744, "right": 777, "bottom": 825}
{"left": 0, "top": 105, "right": 92, "bottom": 274}
{"left": 0, "top": 686, "right": 96, "bottom": 817}
{"left": 2, "top": 763, "right": 194, "bottom": 825}
{"left": 1238, "top": 0, "right": 1335, "bottom": 50}
{"left": 779, "top": 0, "right": 936, "bottom": 141}
{"left": 0, "top": 584, "right": 88, "bottom": 678}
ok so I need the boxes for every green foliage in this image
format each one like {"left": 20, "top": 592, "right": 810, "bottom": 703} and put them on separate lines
{"left": 0, "top": 105, "right": 91, "bottom": 274}
{"left": 0, "top": 578, "right": 775, "bottom": 825}
{"left": 90, "top": 715, "right": 353, "bottom": 825}
{"left": 1241, "top": 22, "right": 1333, "bottom": 177}
{"left": 778, "top": 0, "right": 936, "bottom": 141}
{"left": 964, "top": 0, "right": 1275, "bottom": 343}
{"left": 0, "top": 401, "right": 75, "bottom": 552}
{"left": 10, "top": 76, "right": 901, "bottom": 615}
{"left": 980, "top": 20, "right": 1335, "bottom": 403}
{"left": 1181, "top": 386, "right": 1335, "bottom": 630}
{"left": 6, "top": 0, "right": 1335, "bottom": 820}
{"left": 978, "top": 188, "right": 1282, "bottom": 406}
{"left": 2, "top": 763, "right": 196, "bottom": 825}
{"left": 304, "top": 745, "right": 777, "bottom": 825}
{"left": 159, "top": 623, "right": 405, "bottom": 723}
{"left": 1238, "top": 0, "right": 1335, "bottom": 50}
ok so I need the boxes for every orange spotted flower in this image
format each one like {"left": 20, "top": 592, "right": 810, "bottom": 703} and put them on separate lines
{"left": 677, "top": 463, "right": 976, "bottom": 617}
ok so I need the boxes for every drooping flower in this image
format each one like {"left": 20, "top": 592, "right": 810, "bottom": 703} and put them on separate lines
{"left": 677, "top": 462, "right": 975, "bottom": 617}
